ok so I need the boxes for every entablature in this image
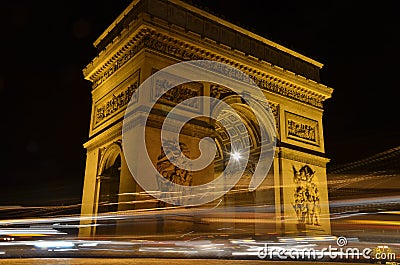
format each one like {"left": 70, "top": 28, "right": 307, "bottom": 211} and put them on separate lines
{"left": 84, "top": 24, "right": 332, "bottom": 110}
{"left": 84, "top": 0, "right": 327, "bottom": 82}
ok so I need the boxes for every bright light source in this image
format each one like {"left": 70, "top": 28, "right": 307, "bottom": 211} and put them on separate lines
{"left": 231, "top": 152, "right": 242, "bottom": 161}
{"left": 34, "top": 241, "right": 75, "bottom": 249}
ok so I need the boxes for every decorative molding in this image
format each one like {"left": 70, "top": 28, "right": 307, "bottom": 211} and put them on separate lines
{"left": 151, "top": 69, "right": 203, "bottom": 111}
{"left": 91, "top": 29, "right": 148, "bottom": 89}
{"left": 148, "top": 35, "right": 324, "bottom": 108}
{"left": 279, "top": 147, "right": 329, "bottom": 167}
{"left": 92, "top": 0, "right": 323, "bottom": 78}
{"left": 191, "top": 61, "right": 323, "bottom": 108}
{"left": 285, "top": 111, "right": 319, "bottom": 146}
{"left": 97, "top": 141, "right": 122, "bottom": 176}
{"left": 210, "top": 84, "right": 280, "bottom": 138}
{"left": 251, "top": 76, "right": 323, "bottom": 108}
{"left": 268, "top": 101, "right": 280, "bottom": 135}
{"left": 89, "top": 30, "right": 328, "bottom": 109}
{"left": 84, "top": 123, "right": 123, "bottom": 152}
{"left": 93, "top": 70, "right": 140, "bottom": 128}
{"left": 210, "top": 84, "right": 279, "bottom": 127}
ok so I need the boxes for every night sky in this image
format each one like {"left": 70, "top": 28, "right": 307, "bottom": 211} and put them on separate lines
{"left": 1, "top": 1, "right": 399, "bottom": 206}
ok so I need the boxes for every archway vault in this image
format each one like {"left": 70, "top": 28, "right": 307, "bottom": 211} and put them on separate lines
{"left": 95, "top": 142, "right": 122, "bottom": 236}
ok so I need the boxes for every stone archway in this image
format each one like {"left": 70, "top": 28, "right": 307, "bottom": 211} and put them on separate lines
{"left": 211, "top": 94, "right": 264, "bottom": 183}
{"left": 95, "top": 143, "right": 122, "bottom": 235}
{"left": 209, "top": 94, "right": 276, "bottom": 237}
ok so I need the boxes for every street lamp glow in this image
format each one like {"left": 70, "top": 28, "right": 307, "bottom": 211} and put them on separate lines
{"left": 231, "top": 151, "right": 242, "bottom": 161}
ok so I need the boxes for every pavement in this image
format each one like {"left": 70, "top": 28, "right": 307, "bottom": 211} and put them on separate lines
{"left": 0, "top": 258, "right": 387, "bottom": 265}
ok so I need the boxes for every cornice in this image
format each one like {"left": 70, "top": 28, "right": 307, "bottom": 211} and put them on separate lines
{"left": 93, "top": 0, "right": 323, "bottom": 69}
{"left": 279, "top": 147, "right": 330, "bottom": 167}
{"left": 83, "top": 25, "right": 149, "bottom": 81}
{"left": 169, "top": 0, "right": 323, "bottom": 68}
{"left": 84, "top": 26, "right": 332, "bottom": 108}
{"left": 93, "top": 0, "right": 142, "bottom": 48}
{"left": 83, "top": 122, "right": 123, "bottom": 151}
{"left": 142, "top": 17, "right": 333, "bottom": 99}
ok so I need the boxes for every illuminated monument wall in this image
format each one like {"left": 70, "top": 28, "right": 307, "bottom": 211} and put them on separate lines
{"left": 80, "top": 0, "right": 333, "bottom": 237}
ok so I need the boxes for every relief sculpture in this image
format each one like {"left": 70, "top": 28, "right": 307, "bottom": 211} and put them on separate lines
{"left": 94, "top": 70, "right": 140, "bottom": 127}
{"left": 288, "top": 119, "right": 316, "bottom": 142}
{"left": 153, "top": 77, "right": 202, "bottom": 109}
{"left": 292, "top": 165, "right": 320, "bottom": 226}
{"left": 156, "top": 140, "right": 192, "bottom": 207}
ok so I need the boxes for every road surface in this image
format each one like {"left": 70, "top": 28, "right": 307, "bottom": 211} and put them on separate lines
{"left": 0, "top": 259, "right": 383, "bottom": 265}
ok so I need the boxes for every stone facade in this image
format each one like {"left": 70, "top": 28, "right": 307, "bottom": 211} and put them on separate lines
{"left": 80, "top": 0, "right": 333, "bottom": 238}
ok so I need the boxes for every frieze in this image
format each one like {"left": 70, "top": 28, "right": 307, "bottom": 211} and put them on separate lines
{"left": 210, "top": 84, "right": 280, "bottom": 133}
{"left": 146, "top": 37, "right": 203, "bottom": 61}
{"left": 285, "top": 111, "right": 319, "bottom": 145}
{"left": 94, "top": 70, "right": 140, "bottom": 127}
{"left": 92, "top": 32, "right": 148, "bottom": 89}
{"left": 91, "top": 31, "right": 324, "bottom": 108}
{"left": 190, "top": 60, "right": 253, "bottom": 84}
{"left": 148, "top": 39, "right": 323, "bottom": 108}
{"left": 152, "top": 75, "right": 203, "bottom": 110}
{"left": 251, "top": 75, "right": 323, "bottom": 108}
